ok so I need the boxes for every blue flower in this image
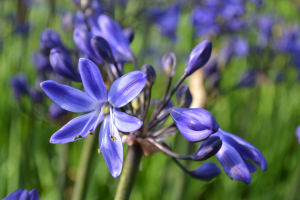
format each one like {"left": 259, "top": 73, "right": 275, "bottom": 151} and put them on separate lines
{"left": 3, "top": 188, "right": 39, "bottom": 200}
{"left": 295, "top": 125, "right": 300, "bottom": 144}
{"left": 215, "top": 129, "right": 267, "bottom": 184}
{"left": 40, "top": 58, "right": 147, "bottom": 177}
{"left": 189, "top": 162, "right": 221, "bottom": 181}
{"left": 170, "top": 107, "right": 219, "bottom": 142}
{"left": 10, "top": 73, "right": 29, "bottom": 101}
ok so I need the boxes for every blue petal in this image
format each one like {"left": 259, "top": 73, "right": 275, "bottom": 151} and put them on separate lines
{"left": 29, "top": 189, "right": 39, "bottom": 200}
{"left": 40, "top": 80, "right": 96, "bottom": 113}
{"left": 191, "top": 136, "right": 222, "bottom": 161}
{"left": 216, "top": 141, "right": 251, "bottom": 184}
{"left": 99, "top": 116, "right": 123, "bottom": 178}
{"left": 113, "top": 108, "right": 143, "bottom": 132}
{"left": 189, "top": 162, "right": 221, "bottom": 181}
{"left": 3, "top": 189, "right": 24, "bottom": 200}
{"left": 108, "top": 71, "right": 147, "bottom": 108}
{"left": 50, "top": 111, "right": 98, "bottom": 144}
{"left": 18, "top": 190, "right": 30, "bottom": 200}
{"left": 219, "top": 129, "right": 267, "bottom": 171}
{"left": 244, "top": 160, "right": 257, "bottom": 173}
{"left": 78, "top": 58, "right": 108, "bottom": 101}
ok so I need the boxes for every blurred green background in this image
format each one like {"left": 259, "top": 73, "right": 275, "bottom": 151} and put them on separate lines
{"left": 1, "top": 0, "right": 300, "bottom": 199}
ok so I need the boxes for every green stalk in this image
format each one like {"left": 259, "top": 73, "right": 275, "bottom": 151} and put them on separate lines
{"left": 71, "top": 132, "right": 98, "bottom": 200}
{"left": 115, "top": 144, "right": 143, "bottom": 200}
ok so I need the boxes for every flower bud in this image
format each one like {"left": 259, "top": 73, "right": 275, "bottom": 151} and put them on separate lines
{"left": 237, "top": 70, "right": 255, "bottom": 88}
{"left": 122, "top": 28, "right": 135, "bottom": 44}
{"left": 141, "top": 64, "right": 156, "bottom": 85}
{"left": 49, "top": 48, "right": 81, "bottom": 82}
{"left": 10, "top": 74, "right": 29, "bottom": 101}
{"left": 48, "top": 102, "right": 68, "bottom": 120}
{"left": 61, "top": 12, "right": 75, "bottom": 32}
{"left": 176, "top": 85, "right": 192, "bottom": 108}
{"left": 29, "top": 88, "right": 44, "bottom": 104}
{"left": 185, "top": 40, "right": 212, "bottom": 76}
{"left": 191, "top": 136, "right": 222, "bottom": 161}
{"left": 73, "top": 27, "right": 102, "bottom": 64}
{"left": 91, "top": 36, "right": 114, "bottom": 63}
{"left": 189, "top": 162, "right": 221, "bottom": 181}
{"left": 39, "top": 28, "right": 65, "bottom": 54}
{"left": 32, "top": 52, "right": 52, "bottom": 72}
{"left": 161, "top": 52, "right": 176, "bottom": 77}
{"left": 170, "top": 107, "right": 219, "bottom": 142}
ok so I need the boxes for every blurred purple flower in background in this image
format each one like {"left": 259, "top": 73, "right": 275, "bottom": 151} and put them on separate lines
{"left": 3, "top": 188, "right": 39, "bottom": 200}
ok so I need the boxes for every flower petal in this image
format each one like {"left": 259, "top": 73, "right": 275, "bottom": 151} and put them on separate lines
{"left": 113, "top": 108, "right": 143, "bottom": 132}
{"left": 3, "top": 189, "right": 24, "bottom": 200}
{"left": 108, "top": 71, "right": 147, "bottom": 108}
{"left": 29, "top": 189, "right": 39, "bottom": 200}
{"left": 78, "top": 58, "right": 108, "bottom": 101}
{"left": 50, "top": 111, "right": 98, "bottom": 144}
{"left": 40, "top": 80, "right": 96, "bottom": 113}
{"left": 219, "top": 129, "right": 267, "bottom": 171}
{"left": 216, "top": 141, "right": 251, "bottom": 185}
{"left": 99, "top": 116, "right": 123, "bottom": 178}
{"left": 189, "top": 162, "right": 221, "bottom": 181}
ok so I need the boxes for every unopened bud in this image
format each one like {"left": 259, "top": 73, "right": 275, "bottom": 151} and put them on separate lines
{"left": 141, "top": 64, "right": 156, "bottom": 85}
{"left": 162, "top": 52, "right": 176, "bottom": 77}
{"left": 122, "top": 28, "right": 135, "bottom": 44}
{"left": 176, "top": 85, "right": 192, "bottom": 108}
{"left": 91, "top": 36, "right": 115, "bottom": 63}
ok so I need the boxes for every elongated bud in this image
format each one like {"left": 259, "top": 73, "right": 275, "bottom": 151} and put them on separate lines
{"left": 10, "top": 74, "right": 29, "bottom": 101}
{"left": 91, "top": 36, "right": 115, "bottom": 63}
{"left": 170, "top": 107, "right": 219, "bottom": 142}
{"left": 141, "top": 64, "right": 156, "bottom": 85}
{"left": 185, "top": 40, "right": 212, "bottom": 76}
{"left": 73, "top": 27, "right": 102, "bottom": 64}
{"left": 189, "top": 162, "right": 221, "bottom": 181}
{"left": 162, "top": 52, "right": 176, "bottom": 77}
{"left": 49, "top": 48, "right": 81, "bottom": 82}
{"left": 191, "top": 136, "right": 222, "bottom": 161}
{"left": 122, "top": 28, "right": 135, "bottom": 44}
{"left": 32, "top": 52, "right": 52, "bottom": 71}
{"left": 40, "top": 28, "right": 65, "bottom": 54}
{"left": 176, "top": 85, "right": 192, "bottom": 108}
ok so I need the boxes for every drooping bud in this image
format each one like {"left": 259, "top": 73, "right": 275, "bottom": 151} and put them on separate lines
{"left": 161, "top": 52, "right": 176, "bottom": 77}
{"left": 73, "top": 27, "right": 102, "bottom": 64}
{"left": 170, "top": 107, "right": 219, "bottom": 142}
{"left": 189, "top": 162, "right": 221, "bottom": 181}
{"left": 10, "top": 74, "right": 29, "bottom": 101}
{"left": 176, "top": 84, "right": 192, "bottom": 108}
{"left": 191, "top": 136, "right": 222, "bottom": 161}
{"left": 185, "top": 40, "right": 212, "bottom": 76}
{"left": 91, "top": 36, "right": 114, "bottom": 63}
{"left": 141, "top": 64, "right": 156, "bottom": 86}
{"left": 39, "top": 28, "right": 65, "bottom": 54}
{"left": 122, "top": 28, "right": 135, "bottom": 44}
{"left": 49, "top": 48, "right": 81, "bottom": 82}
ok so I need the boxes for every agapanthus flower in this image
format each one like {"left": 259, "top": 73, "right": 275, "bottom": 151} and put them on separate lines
{"left": 295, "top": 125, "right": 300, "bottom": 144}
{"left": 215, "top": 129, "right": 267, "bottom": 184}
{"left": 189, "top": 162, "right": 221, "bottom": 181}
{"left": 10, "top": 73, "right": 29, "bottom": 101}
{"left": 40, "top": 58, "right": 147, "bottom": 177}
{"left": 3, "top": 188, "right": 39, "bottom": 200}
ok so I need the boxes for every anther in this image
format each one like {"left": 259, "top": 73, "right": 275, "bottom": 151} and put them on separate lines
{"left": 89, "top": 131, "right": 94, "bottom": 135}
{"left": 73, "top": 135, "right": 82, "bottom": 140}
{"left": 109, "top": 135, "right": 117, "bottom": 141}
{"left": 98, "top": 149, "right": 101, "bottom": 154}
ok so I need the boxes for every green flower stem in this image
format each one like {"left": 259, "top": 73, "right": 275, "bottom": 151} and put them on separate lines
{"left": 71, "top": 131, "right": 98, "bottom": 200}
{"left": 115, "top": 144, "right": 142, "bottom": 200}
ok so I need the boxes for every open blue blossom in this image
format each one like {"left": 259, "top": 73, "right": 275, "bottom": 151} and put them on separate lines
{"left": 3, "top": 188, "right": 39, "bottom": 200}
{"left": 215, "top": 129, "right": 267, "bottom": 185}
{"left": 189, "top": 162, "right": 221, "bottom": 181}
{"left": 40, "top": 58, "right": 147, "bottom": 177}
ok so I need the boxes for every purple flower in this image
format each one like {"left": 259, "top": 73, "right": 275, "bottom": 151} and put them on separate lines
{"left": 189, "top": 162, "right": 221, "bottom": 181}
{"left": 237, "top": 70, "right": 256, "bottom": 88}
{"left": 96, "top": 15, "right": 134, "bottom": 62}
{"left": 185, "top": 40, "right": 212, "bottom": 76}
{"left": 3, "top": 188, "right": 39, "bottom": 200}
{"left": 170, "top": 107, "right": 219, "bottom": 142}
{"left": 122, "top": 28, "right": 135, "bottom": 44}
{"left": 32, "top": 52, "right": 52, "bottom": 72}
{"left": 161, "top": 52, "right": 176, "bottom": 77}
{"left": 40, "top": 58, "right": 147, "bottom": 177}
{"left": 215, "top": 129, "right": 267, "bottom": 184}
{"left": 49, "top": 48, "right": 81, "bottom": 82}
{"left": 233, "top": 37, "right": 249, "bottom": 57}
{"left": 10, "top": 74, "right": 29, "bottom": 101}
{"left": 176, "top": 85, "right": 192, "bottom": 108}
{"left": 295, "top": 125, "right": 300, "bottom": 144}
{"left": 29, "top": 88, "right": 44, "bottom": 104}
{"left": 148, "top": 4, "right": 180, "bottom": 41}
